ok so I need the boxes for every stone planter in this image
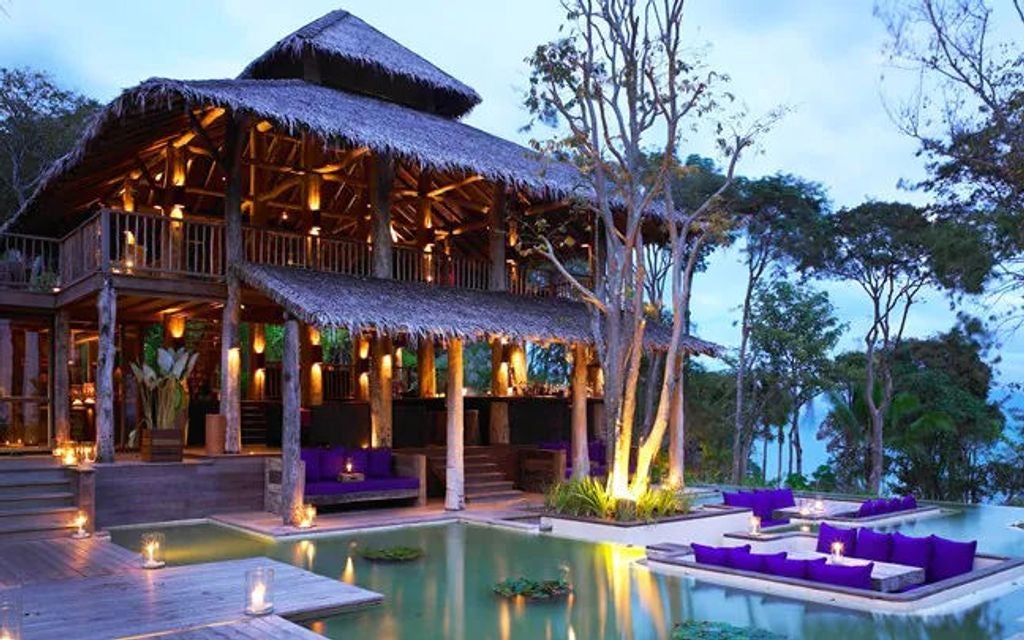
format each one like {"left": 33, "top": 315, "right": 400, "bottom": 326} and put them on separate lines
{"left": 141, "top": 428, "right": 183, "bottom": 462}
{"left": 205, "top": 414, "right": 226, "bottom": 456}
{"left": 541, "top": 506, "right": 751, "bottom": 547}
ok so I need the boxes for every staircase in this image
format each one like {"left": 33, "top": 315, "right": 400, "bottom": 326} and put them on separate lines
{"left": 241, "top": 402, "right": 268, "bottom": 446}
{"left": 427, "top": 446, "right": 525, "bottom": 503}
{"left": 0, "top": 458, "right": 79, "bottom": 541}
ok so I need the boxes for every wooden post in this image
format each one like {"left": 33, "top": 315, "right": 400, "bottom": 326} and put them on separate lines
{"left": 353, "top": 334, "right": 370, "bottom": 401}
{"left": 248, "top": 323, "right": 265, "bottom": 400}
{"left": 445, "top": 338, "right": 465, "bottom": 510}
{"left": 667, "top": 361, "right": 685, "bottom": 488}
{"left": 221, "top": 113, "right": 244, "bottom": 454}
{"left": 416, "top": 338, "right": 436, "bottom": 398}
{"left": 369, "top": 335, "right": 393, "bottom": 447}
{"left": 53, "top": 309, "right": 71, "bottom": 445}
{"left": 299, "top": 323, "right": 312, "bottom": 406}
{"left": 570, "top": 342, "right": 590, "bottom": 479}
{"left": 280, "top": 314, "right": 303, "bottom": 525}
{"left": 0, "top": 320, "right": 10, "bottom": 427}
{"left": 509, "top": 343, "right": 528, "bottom": 389}
{"left": 22, "top": 330, "right": 40, "bottom": 442}
{"left": 488, "top": 185, "right": 507, "bottom": 291}
{"left": 96, "top": 279, "right": 116, "bottom": 463}
{"left": 489, "top": 337, "right": 510, "bottom": 445}
{"left": 367, "top": 154, "right": 395, "bottom": 279}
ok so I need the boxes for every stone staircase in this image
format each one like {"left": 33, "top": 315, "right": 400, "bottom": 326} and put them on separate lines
{"left": 427, "top": 446, "right": 524, "bottom": 503}
{"left": 0, "top": 458, "right": 79, "bottom": 541}
{"left": 240, "top": 402, "right": 268, "bottom": 446}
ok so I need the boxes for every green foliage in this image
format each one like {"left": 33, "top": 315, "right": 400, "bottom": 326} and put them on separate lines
{"left": 358, "top": 545, "right": 424, "bottom": 562}
{"left": 671, "top": 621, "right": 784, "bottom": 639}
{"left": 783, "top": 473, "right": 810, "bottom": 491}
{"left": 527, "top": 343, "right": 569, "bottom": 385}
{"left": 544, "top": 478, "right": 689, "bottom": 522}
{"left": 129, "top": 348, "right": 198, "bottom": 431}
{"left": 492, "top": 577, "right": 571, "bottom": 601}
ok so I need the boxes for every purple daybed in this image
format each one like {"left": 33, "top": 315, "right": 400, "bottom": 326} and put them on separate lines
{"left": 301, "top": 446, "right": 426, "bottom": 506}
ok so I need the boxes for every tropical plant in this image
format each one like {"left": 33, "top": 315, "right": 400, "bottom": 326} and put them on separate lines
{"left": 358, "top": 545, "right": 424, "bottom": 562}
{"left": 671, "top": 620, "right": 784, "bottom": 640}
{"left": 129, "top": 347, "right": 198, "bottom": 431}
{"left": 544, "top": 477, "right": 689, "bottom": 522}
{"left": 492, "top": 577, "right": 571, "bottom": 600}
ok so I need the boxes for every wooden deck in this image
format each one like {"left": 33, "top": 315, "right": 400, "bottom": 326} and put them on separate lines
{"left": 0, "top": 536, "right": 139, "bottom": 586}
{"left": 130, "top": 616, "right": 324, "bottom": 639}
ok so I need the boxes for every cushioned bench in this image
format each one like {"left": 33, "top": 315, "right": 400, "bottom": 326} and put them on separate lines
{"left": 721, "top": 488, "right": 794, "bottom": 528}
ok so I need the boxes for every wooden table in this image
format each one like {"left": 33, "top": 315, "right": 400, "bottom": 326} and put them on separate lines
{"left": 787, "top": 550, "right": 925, "bottom": 592}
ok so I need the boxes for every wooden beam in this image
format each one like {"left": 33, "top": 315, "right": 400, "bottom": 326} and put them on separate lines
{"left": 96, "top": 279, "right": 116, "bottom": 462}
{"left": 173, "top": 107, "right": 225, "bottom": 148}
{"left": 186, "top": 110, "right": 225, "bottom": 169}
{"left": 429, "top": 175, "right": 483, "bottom": 199}
{"left": 445, "top": 338, "right": 464, "bottom": 511}
{"left": 570, "top": 342, "right": 590, "bottom": 479}
{"left": 525, "top": 200, "right": 570, "bottom": 216}
{"left": 281, "top": 314, "right": 303, "bottom": 525}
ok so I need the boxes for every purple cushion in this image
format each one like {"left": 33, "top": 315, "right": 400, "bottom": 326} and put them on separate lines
{"left": 765, "top": 556, "right": 826, "bottom": 580}
{"left": 808, "top": 561, "right": 874, "bottom": 590}
{"left": 691, "top": 543, "right": 730, "bottom": 567}
{"left": 888, "top": 498, "right": 903, "bottom": 513}
{"left": 855, "top": 528, "right": 893, "bottom": 562}
{"left": 890, "top": 532, "right": 932, "bottom": 569}
{"left": 900, "top": 495, "right": 918, "bottom": 511}
{"left": 730, "top": 550, "right": 786, "bottom": 573}
{"left": 857, "top": 500, "right": 876, "bottom": 517}
{"left": 927, "top": 535, "right": 976, "bottom": 582}
{"left": 300, "top": 448, "right": 321, "bottom": 484}
{"left": 772, "top": 488, "right": 796, "bottom": 509}
{"left": 722, "top": 492, "right": 753, "bottom": 509}
{"left": 348, "top": 448, "right": 369, "bottom": 475}
{"left": 816, "top": 523, "right": 857, "bottom": 556}
{"left": 751, "top": 491, "right": 774, "bottom": 520}
{"left": 320, "top": 446, "right": 347, "bottom": 480}
{"left": 367, "top": 448, "right": 392, "bottom": 478}
{"left": 305, "top": 477, "right": 419, "bottom": 496}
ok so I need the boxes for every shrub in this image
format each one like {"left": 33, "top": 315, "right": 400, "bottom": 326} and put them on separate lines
{"left": 493, "top": 577, "right": 571, "bottom": 600}
{"left": 671, "top": 620, "right": 783, "bottom": 639}
{"left": 359, "top": 545, "right": 424, "bottom": 562}
{"left": 545, "top": 478, "right": 690, "bottom": 522}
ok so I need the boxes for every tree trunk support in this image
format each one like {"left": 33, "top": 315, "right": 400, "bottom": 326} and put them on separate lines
{"left": 53, "top": 309, "right": 71, "bottom": 444}
{"left": 417, "top": 338, "right": 436, "bottom": 397}
{"left": 570, "top": 342, "right": 590, "bottom": 479}
{"left": 280, "top": 314, "right": 303, "bottom": 525}
{"left": 369, "top": 334, "right": 393, "bottom": 447}
{"left": 221, "top": 113, "right": 245, "bottom": 454}
{"left": 445, "top": 338, "right": 465, "bottom": 511}
{"left": 96, "top": 279, "right": 116, "bottom": 463}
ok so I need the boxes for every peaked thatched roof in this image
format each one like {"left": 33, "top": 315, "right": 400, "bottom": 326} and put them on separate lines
{"left": 234, "top": 262, "right": 721, "bottom": 357}
{"left": 240, "top": 9, "right": 481, "bottom": 118}
{"left": 4, "top": 77, "right": 586, "bottom": 232}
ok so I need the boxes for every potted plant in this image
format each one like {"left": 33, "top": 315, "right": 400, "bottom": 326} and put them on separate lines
{"left": 130, "top": 347, "right": 198, "bottom": 462}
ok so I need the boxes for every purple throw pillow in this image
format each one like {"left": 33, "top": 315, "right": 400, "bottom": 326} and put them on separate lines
{"left": 731, "top": 550, "right": 786, "bottom": 573}
{"left": 367, "top": 448, "right": 392, "bottom": 478}
{"left": 724, "top": 544, "right": 752, "bottom": 566}
{"left": 752, "top": 491, "right": 774, "bottom": 520}
{"left": 765, "top": 556, "right": 826, "bottom": 580}
{"left": 816, "top": 523, "right": 857, "bottom": 556}
{"left": 927, "top": 535, "right": 976, "bottom": 582}
{"left": 774, "top": 488, "right": 796, "bottom": 509}
{"left": 890, "top": 532, "right": 932, "bottom": 569}
{"left": 691, "top": 543, "right": 730, "bottom": 567}
{"left": 857, "top": 501, "right": 875, "bottom": 517}
{"left": 855, "top": 528, "right": 893, "bottom": 562}
{"left": 900, "top": 495, "right": 918, "bottom": 511}
{"left": 723, "top": 491, "right": 753, "bottom": 509}
{"left": 348, "top": 448, "right": 369, "bottom": 475}
{"left": 300, "top": 448, "right": 322, "bottom": 483}
{"left": 320, "top": 446, "right": 347, "bottom": 480}
{"left": 808, "top": 561, "right": 874, "bottom": 590}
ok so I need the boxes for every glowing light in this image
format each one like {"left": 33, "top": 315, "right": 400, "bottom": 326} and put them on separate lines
{"left": 141, "top": 532, "right": 165, "bottom": 569}
{"left": 345, "top": 460, "right": 353, "bottom": 474}
{"left": 166, "top": 315, "right": 186, "bottom": 340}
{"left": 341, "top": 556, "right": 355, "bottom": 584}
{"left": 813, "top": 499, "right": 825, "bottom": 514}
{"left": 62, "top": 448, "right": 78, "bottom": 467}
{"left": 831, "top": 541, "right": 845, "bottom": 562}
{"left": 748, "top": 515, "right": 761, "bottom": 535}
{"left": 295, "top": 504, "right": 316, "bottom": 529}
{"left": 245, "top": 567, "right": 274, "bottom": 616}
{"left": 71, "top": 511, "right": 89, "bottom": 539}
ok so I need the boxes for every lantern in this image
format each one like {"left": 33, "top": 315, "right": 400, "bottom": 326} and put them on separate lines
{"left": 141, "top": 532, "right": 166, "bottom": 569}
{"left": 245, "top": 566, "right": 275, "bottom": 616}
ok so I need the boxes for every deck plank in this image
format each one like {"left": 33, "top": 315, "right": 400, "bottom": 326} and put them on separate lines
{"left": 14, "top": 556, "right": 377, "bottom": 639}
{"left": 129, "top": 616, "right": 324, "bottom": 639}
{"left": 0, "top": 536, "right": 140, "bottom": 586}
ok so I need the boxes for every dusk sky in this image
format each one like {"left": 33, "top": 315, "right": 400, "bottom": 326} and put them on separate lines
{"left": 0, "top": 1, "right": 1017, "bottom": 395}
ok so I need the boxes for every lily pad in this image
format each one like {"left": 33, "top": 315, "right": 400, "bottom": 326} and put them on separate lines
{"left": 358, "top": 545, "right": 424, "bottom": 562}
{"left": 492, "top": 577, "right": 572, "bottom": 601}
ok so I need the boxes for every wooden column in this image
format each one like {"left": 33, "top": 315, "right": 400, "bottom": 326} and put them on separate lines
{"left": 369, "top": 335, "right": 393, "bottom": 447}
{"left": 367, "top": 154, "right": 395, "bottom": 279}
{"left": 353, "top": 334, "right": 370, "bottom": 401}
{"left": 489, "top": 338, "right": 510, "bottom": 445}
{"left": 570, "top": 342, "right": 590, "bottom": 479}
{"left": 488, "top": 185, "right": 508, "bottom": 291}
{"left": 53, "top": 309, "right": 70, "bottom": 445}
{"left": 96, "top": 279, "right": 116, "bottom": 463}
{"left": 22, "top": 330, "right": 40, "bottom": 441}
{"left": 280, "top": 314, "right": 303, "bottom": 525}
{"left": 0, "top": 320, "right": 10, "bottom": 427}
{"left": 221, "top": 114, "right": 245, "bottom": 454}
{"left": 416, "top": 338, "right": 436, "bottom": 398}
{"left": 248, "top": 323, "right": 265, "bottom": 400}
{"left": 299, "top": 323, "right": 312, "bottom": 407}
{"left": 445, "top": 338, "right": 465, "bottom": 510}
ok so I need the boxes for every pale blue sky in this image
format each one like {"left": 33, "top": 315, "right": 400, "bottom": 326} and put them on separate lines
{"left": 0, "top": 0, "right": 1018, "bottom": 393}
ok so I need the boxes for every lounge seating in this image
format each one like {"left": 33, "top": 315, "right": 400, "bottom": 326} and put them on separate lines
{"left": 721, "top": 488, "right": 794, "bottom": 527}
{"left": 300, "top": 446, "right": 426, "bottom": 507}
{"left": 848, "top": 527, "right": 978, "bottom": 584}
{"left": 853, "top": 495, "right": 917, "bottom": 518}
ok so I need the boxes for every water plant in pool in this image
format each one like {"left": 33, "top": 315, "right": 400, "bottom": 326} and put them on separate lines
{"left": 544, "top": 477, "right": 691, "bottom": 522}
{"left": 492, "top": 576, "right": 572, "bottom": 601}
{"left": 672, "top": 621, "right": 784, "bottom": 640}
{"left": 358, "top": 545, "right": 424, "bottom": 562}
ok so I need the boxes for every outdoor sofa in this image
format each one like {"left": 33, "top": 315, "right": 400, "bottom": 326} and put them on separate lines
{"left": 721, "top": 488, "right": 795, "bottom": 527}
{"left": 300, "top": 446, "right": 427, "bottom": 506}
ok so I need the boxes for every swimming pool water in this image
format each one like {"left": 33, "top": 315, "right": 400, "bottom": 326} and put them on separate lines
{"left": 110, "top": 504, "right": 1024, "bottom": 639}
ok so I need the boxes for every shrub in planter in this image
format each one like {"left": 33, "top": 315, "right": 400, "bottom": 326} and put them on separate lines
{"left": 544, "top": 478, "right": 691, "bottom": 523}
{"left": 359, "top": 545, "right": 424, "bottom": 562}
{"left": 492, "top": 577, "right": 571, "bottom": 601}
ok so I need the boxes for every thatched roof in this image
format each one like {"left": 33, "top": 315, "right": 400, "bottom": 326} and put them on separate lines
{"left": 234, "top": 262, "right": 721, "bottom": 357}
{"left": 240, "top": 9, "right": 481, "bottom": 118}
{"left": 4, "top": 76, "right": 587, "bottom": 233}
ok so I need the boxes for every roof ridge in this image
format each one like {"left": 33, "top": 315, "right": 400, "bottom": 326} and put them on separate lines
{"left": 294, "top": 9, "right": 351, "bottom": 41}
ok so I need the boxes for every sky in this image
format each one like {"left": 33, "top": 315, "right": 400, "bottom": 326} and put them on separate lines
{"left": 1, "top": 1, "right": 1020, "bottom": 468}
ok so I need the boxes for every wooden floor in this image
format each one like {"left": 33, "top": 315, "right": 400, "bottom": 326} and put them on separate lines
{"left": 0, "top": 536, "right": 381, "bottom": 639}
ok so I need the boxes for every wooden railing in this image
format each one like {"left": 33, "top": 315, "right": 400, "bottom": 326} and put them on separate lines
{"left": 0, "top": 208, "right": 589, "bottom": 300}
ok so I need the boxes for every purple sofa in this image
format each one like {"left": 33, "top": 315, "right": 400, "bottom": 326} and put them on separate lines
{"left": 301, "top": 446, "right": 426, "bottom": 506}
{"left": 538, "top": 440, "right": 608, "bottom": 478}
{"left": 844, "top": 526, "right": 977, "bottom": 584}
{"left": 722, "top": 488, "right": 794, "bottom": 527}
{"left": 854, "top": 495, "right": 918, "bottom": 518}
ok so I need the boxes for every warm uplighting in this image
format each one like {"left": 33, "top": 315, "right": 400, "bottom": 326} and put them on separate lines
{"left": 245, "top": 566, "right": 275, "bottom": 616}
{"left": 51, "top": 444, "right": 64, "bottom": 458}
{"left": 748, "top": 515, "right": 761, "bottom": 535}
{"left": 141, "top": 532, "right": 166, "bottom": 569}
{"left": 295, "top": 504, "right": 316, "bottom": 529}
{"left": 831, "top": 541, "right": 845, "bottom": 563}
{"left": 813, "top": 499, "right": 825, "bottom": 514}
{"left": 61, "top": 448, "right": 78, "bottom": 467}
{"left": 166, "top": 315, "right": 186, "bottom": 340}
{"left": 0, "top": 588, "right": 22, "bottom": 640}
{"left": 800, "top": 524, "right": 811, "bottom": 533}
{"left": 71, "top": 511, "right": 89, "bottom": 539}
{"left": 341, "top": 555, "right": 355, "bottom": 584}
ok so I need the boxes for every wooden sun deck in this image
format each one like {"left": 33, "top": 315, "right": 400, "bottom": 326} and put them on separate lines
{"left": 0, "top": 536, "right": 381, "bottom": 639}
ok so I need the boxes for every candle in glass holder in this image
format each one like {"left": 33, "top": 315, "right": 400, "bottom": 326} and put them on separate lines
{"left": 71, "top": 511, "right": 89, "bottom": 539}
{"left": 61, "top": 448, "right": 78, "bottom": 467}
{"left": 0, "top": 588, "right": 21, "bottom": 640}
{"left": 245, "top": 566, "right": 274, "bottom": 615}
{"left": 295, "top": 504, "right": 316, "bottom": 529}
{"left": 141, "top": 532, "right": 166, "bottom": 569}
{"left": 344, "top": 459, "right": 353, "bottom": 474}
{"left": 813, "top": 498, "right": 825, "bottom": 514}
{"left": 830, "top": 541, "right": 845, "bottom": 563}
{"left": 748, "top": 515, "right": 761, "bottom": 535}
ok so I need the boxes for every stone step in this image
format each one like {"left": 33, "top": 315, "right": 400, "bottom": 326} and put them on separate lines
{"left": 0, "top": 478, "right": 72, "bottom": 497}
{"left": 0, "top": 506, "right": 78, "bottom": 537}
{"left": 465, "top": 480, "right": 516, "bottom": 493}
{"left": 0, "top": 491, "right": 75, "bottom": 511}
{"left": 463, "top": 471, "right": 506, "bottom": 482}
{"left": 0, "top": 468, "right": 73, "bottom": 485}
{"left": 466, "top": 489, "right": 525, "bottom": 503}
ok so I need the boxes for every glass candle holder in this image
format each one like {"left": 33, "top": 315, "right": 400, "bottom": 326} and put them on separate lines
{"left": 245, "top": 566, "right": 274, "bottom": 616}
{"left": 830, "top": 541, "right": 845, "bottom": 563}
{"left": 298, "top": 504, "right": 316, "bottom": 529}
{"left": 141, "top": 532, "right": 166, "bottom": 569}
{"left": 748, "top": 515, "right": 761, "bottom": 535}
{"left": 0, "top": 588, "right": 22, "bottom": 640}
{"left": 71, "top": 511, "right": 90, "bottom": 539}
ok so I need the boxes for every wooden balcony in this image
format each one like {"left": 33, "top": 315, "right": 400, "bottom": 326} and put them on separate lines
{"left": 0, "top": 208, "right": 589, "bottom": 302}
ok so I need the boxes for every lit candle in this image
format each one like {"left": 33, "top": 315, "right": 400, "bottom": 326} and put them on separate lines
{"left": 245, "top": 567, "right": 274, "bottom": 615}
{"left": 71, "top": 512, "right": 89, "bottom": 539}
{"left": 813, "top": 499, "right": 825, "bottom": 514}
{"left": 62, "top": 448, "right": 78, "bottom": 467}
{"left": 831, "top": 541, "right": 844, "bottom": 562}
{"left": 141, "top": 532, "right": 165, "bottom": 569}
{"left": 749, "top": 515, "right": 761, "bottom": 535}
{"left": 345, "top": 460, "right": 353, "bottom": 474}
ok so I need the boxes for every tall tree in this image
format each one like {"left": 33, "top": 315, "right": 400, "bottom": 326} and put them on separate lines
{"left": 0, "top": 68, "right": 99, "bottom": 221}
{"left": 523, "top": 0, "right": 776, "bottom": 498}
{"left": 805, "top": 202, "right": 937, "bottom": 494}
{"left": 729, "top": 175, "right": 828, "bottom": 483}
{"left": 748, "top": 280, "right": 844, "bottom": 480}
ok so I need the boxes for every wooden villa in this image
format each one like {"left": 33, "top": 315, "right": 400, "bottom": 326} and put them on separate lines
{"left": 0, "top": 9, "right": 717, "bottom": 524}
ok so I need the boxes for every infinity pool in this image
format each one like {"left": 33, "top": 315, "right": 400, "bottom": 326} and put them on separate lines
{"left": 110, "top": 504, "right": 1024, "bottom": 639}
